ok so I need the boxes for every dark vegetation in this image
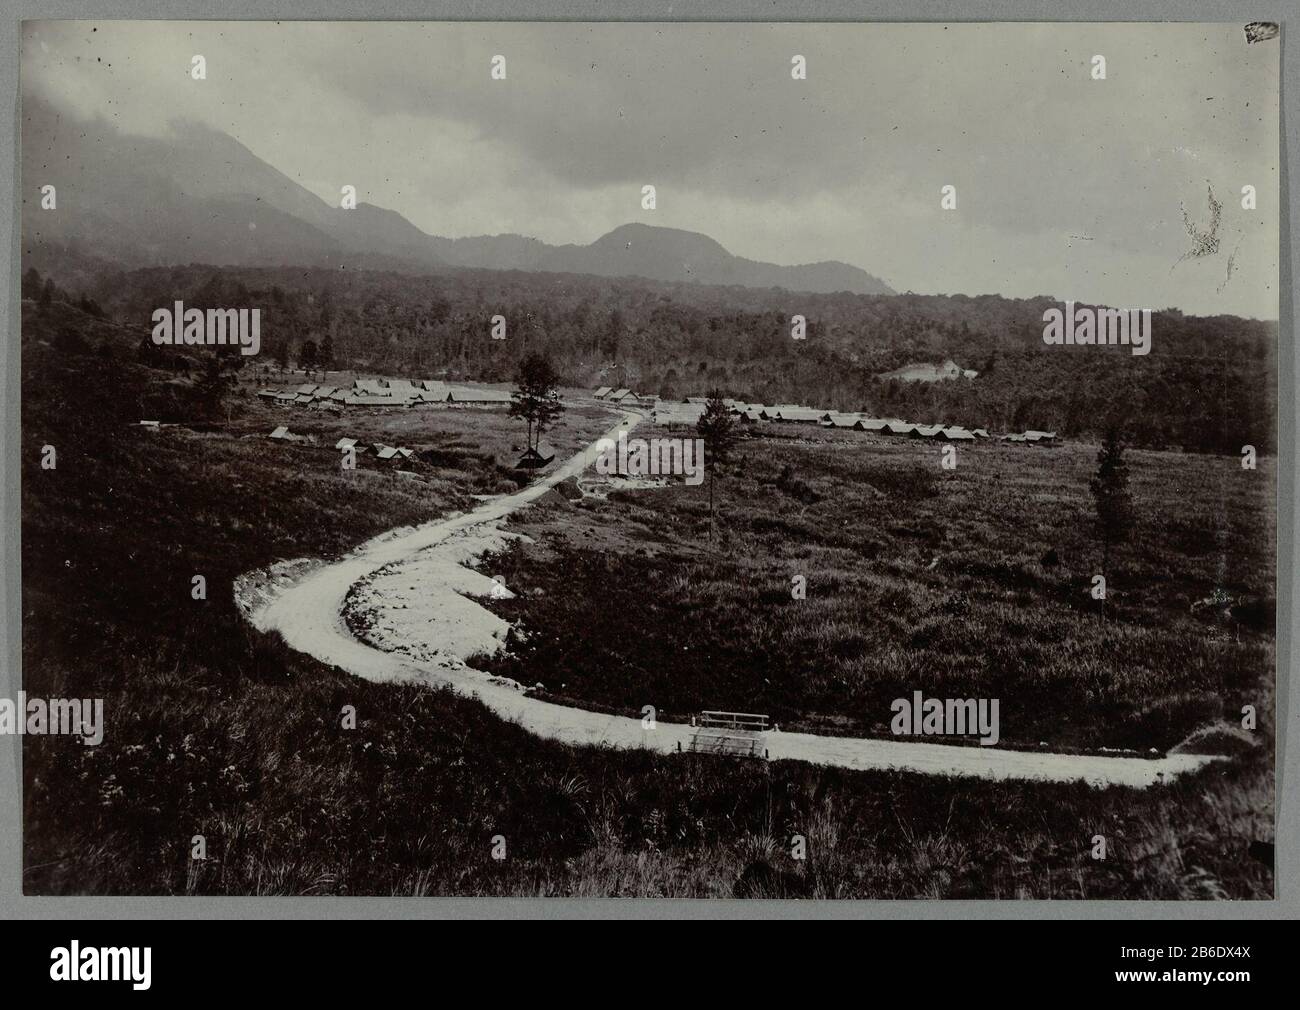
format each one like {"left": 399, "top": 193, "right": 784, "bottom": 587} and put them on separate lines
{"left": 21, "top": 300, "right": 1274, "bottom": 899}
{"left": 24, "top": 259, "right": 1277, "bottom": 454}
{"left": 480, "top": 421, "right": 1275, "bottom": 755}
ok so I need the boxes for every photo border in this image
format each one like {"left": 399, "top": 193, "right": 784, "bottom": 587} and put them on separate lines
{"left": 1, "top": 0, "right": 1293, "bottom": 920}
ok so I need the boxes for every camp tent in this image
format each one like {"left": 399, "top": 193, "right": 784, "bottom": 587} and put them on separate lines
{"left": 516, "top": 441, "right": 557, "bottom": 469}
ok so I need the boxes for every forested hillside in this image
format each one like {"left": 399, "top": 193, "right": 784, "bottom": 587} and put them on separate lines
{"left": 24, "top": 254, "right": 1277, "bottom": 453}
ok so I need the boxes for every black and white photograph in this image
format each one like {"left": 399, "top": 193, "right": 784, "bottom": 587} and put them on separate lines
{"left": 10, "top": 16, "right": 1284, "bottom": 906}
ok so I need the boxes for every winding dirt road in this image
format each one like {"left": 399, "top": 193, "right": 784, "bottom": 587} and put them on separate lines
{"left": 240, "top": 409, "right": 1219, "bottom": 788}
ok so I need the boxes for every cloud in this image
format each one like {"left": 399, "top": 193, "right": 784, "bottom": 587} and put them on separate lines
{"left": 21, "top": 19, "right": 1280, "bottom": 317}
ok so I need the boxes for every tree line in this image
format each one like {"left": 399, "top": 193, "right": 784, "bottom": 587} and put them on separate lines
{"left": 47, "top": 262, "right": 1279, "bottom": 454}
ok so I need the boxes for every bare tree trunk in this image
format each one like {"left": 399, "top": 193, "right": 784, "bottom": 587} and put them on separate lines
{"left": 709, "top": 470, "right": 716, "bottom": 544}
{"left": 1100, "top": 541, "right": 1109, "bottom": 622}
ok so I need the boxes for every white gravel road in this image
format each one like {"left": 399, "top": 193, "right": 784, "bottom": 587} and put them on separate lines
{"left": 240, "top": 408, "right": 1220, "bottom": 789}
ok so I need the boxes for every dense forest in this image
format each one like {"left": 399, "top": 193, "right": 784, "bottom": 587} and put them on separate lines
{"left": 23, "top": 252, "right": 1278, "bottom": 454}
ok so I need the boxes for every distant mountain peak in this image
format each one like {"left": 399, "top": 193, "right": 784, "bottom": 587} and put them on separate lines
{"left": 23, "top": 99, "right": 893, "bottom": 296}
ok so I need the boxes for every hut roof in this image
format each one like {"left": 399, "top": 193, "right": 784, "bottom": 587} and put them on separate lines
{"left": 774, "top": 408, "right": 827, "bottom": 423}
{"left": 348, "top": 395, "right": 406, "bottom": 407}
{"left": 448, "top": 386, "right": 512, "bottom": 403}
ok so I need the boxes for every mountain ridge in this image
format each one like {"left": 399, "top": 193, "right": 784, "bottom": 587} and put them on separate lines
{"left": 22, "top": 96, "right": 893, "bottom": 296}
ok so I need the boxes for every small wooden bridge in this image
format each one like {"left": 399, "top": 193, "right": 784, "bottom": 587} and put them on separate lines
{"left": 687, "top": 710, "right": 770, "bottom": 758}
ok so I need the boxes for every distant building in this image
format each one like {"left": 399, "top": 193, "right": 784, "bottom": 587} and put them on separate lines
{"left": 594, "top": 386, "right": 614, "bottom": 399}
{"left": 346, "top": 394, "right": 407, "bottom": 408}
{"left": 448, "top": 386, "right": 512, "bottom": 405}
{"left": 655, "top": 403, "right": 706, "bottom": 427}
{"left": 775, "top": 407, "right": 830, "bottom": 424}
{"left": 516, "top": 441, "right": 557, "bottom": 469}
{"left": 269, "top": 426, "right": 313, "bottom": 444}
{"left": 876, "top": 359, "right": 978, "bottom": 383}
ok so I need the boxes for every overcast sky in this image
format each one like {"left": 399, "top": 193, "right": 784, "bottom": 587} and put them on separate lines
{"left": 23, "top": 20, "right": 1280, "bottom": 318}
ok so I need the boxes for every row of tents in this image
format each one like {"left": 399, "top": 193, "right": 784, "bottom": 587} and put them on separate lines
{"left": 266, "top": 428, "right": 418, "bottom": 467}
{"left": 637, "top": 394, "right": 1056, "bottom": 445}
{"left": 268, "top": 427, "right": 421, "bottom": 462}
{"left": 259, "top": 378, "right": 513, "bottom": 410}
{"left": 332, "top": 436, "right": 419, "bottom": 463}
{"left": 273, "top": 428, "right": 554, "bottom": 472}
{"left": 593, "top": 386, "right": 656, "bottom": 407}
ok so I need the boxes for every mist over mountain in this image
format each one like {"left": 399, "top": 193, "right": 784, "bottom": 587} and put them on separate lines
{"left": 22, "top": 97, "right": 893, "bottom": 296}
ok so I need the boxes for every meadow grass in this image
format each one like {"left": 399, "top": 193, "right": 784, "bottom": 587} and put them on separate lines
{"left": 20, "top": 314, "right": 1275, "bottom": 897}
{"left": 481, "top": 422, "right": 1275, "bottom": 753}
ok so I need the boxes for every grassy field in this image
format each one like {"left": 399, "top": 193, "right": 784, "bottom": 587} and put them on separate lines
{"left": 20, "top": 303, "right": 1275, "bottom": 898}
{"left": 477, "top": 421, "right": 1275, "bottom": 755}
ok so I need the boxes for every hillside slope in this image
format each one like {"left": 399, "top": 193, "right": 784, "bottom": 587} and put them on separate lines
{"left": 22, "top": 97, "right": 891, "bottom": 295}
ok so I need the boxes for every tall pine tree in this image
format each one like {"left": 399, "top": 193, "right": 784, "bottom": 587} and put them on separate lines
{"left": 1090, "top": 426, "right": 1134, "bottom": 617}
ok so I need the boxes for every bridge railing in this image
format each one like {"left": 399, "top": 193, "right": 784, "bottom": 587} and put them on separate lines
{"left": 697, "top": 711, "right": 770, "bottom": 732}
